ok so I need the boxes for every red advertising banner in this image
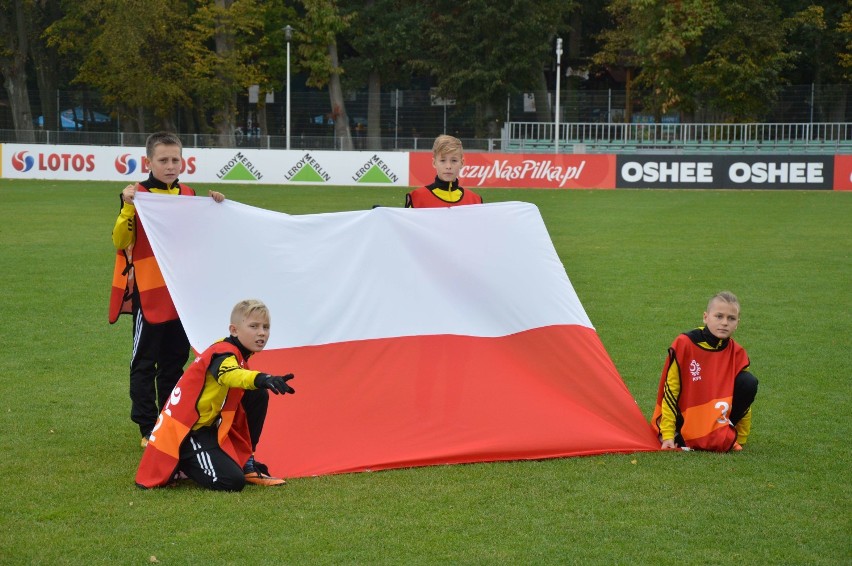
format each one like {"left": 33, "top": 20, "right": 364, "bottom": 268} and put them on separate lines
{"left": 409, "top": 152, "right": 616, "bottom": 189}
{"left": 834, "top": 155, "right": 852, "bottom": 191}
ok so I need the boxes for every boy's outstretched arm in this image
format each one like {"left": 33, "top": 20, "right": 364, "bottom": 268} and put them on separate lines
{"left": 254, "top": 373, "right": 296, "bottom": 395}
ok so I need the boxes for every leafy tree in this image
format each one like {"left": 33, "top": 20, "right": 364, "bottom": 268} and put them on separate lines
{"left": 780, "top": 1, "right": 849, "bottom": 121}
{"left": 47, "top": 0, "right": 195, "bottom": 132}
{"left": 340, "top": 0, "right": 427, "bottom": 149}
{"left": 298, "top": 0, "right": 355, "bottom": 149}
{"left": 29, "top": 1, "right": 66, "bottom": 134}
{"left": 184, "top": 0, "right": 269, "bottom": 145}
{"left": 243, "top": 1, "right": 300, "bottom": 137}
{"left": 840, "top": 2, "right": 852, "bottom": 81}
{"left": 48, "top": 0, "right": 275, "bottom": 138}
{"left": 595, "top": 0, "right": 726, "bottom": 120}
{"left": 690, "top": 1, "right": 797, "bottom": 121}
{"left": 12, "top": 0, "right": 845, "bottom": 141}
{"left": 594, "top": 0, "right": 835, "bottom": 122}
{"left": 561, "top": 0, "right": 611, "bottom": 123}
{"left": 411, "top": 0, "right": 571, "bottom": 137}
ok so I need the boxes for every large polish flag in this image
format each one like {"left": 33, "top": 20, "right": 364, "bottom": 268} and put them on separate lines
{"left": 134, "top": 193, "right": 659, "bottom": 478}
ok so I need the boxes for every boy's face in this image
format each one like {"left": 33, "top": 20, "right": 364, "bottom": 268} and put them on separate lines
{"left": 432, "top": 150, "right": 464, "bottom": 183}
{"left": 230, "top": 312, "right": 271, "bottom": 353}
{"left": 703, "top": 299, "right": 740, "bottom": 339}
{"left": 147, "top": 143, "right": 183, "bottom": 186}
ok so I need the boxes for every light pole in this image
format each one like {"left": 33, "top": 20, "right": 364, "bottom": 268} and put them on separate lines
{"left": 284, "top": 25, "right": 293, "bottom": 150}
{"left": 554, "top": 37, "right": 562, "bottom": 154}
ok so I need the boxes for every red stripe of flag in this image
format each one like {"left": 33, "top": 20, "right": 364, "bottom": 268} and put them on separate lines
{"left": 254, "top": 325, "right": 658, "bottom": 478}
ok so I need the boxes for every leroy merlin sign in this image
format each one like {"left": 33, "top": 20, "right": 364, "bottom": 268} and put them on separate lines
{"left": 261, "top": 150, "right": 408, "bottom": 186}
{"left": 0, "top": 144, "right": 412, "bottom": 185}
{"left": 217, "top": 152, "right": 264, "bottom": 181}
{"left": 285, "top": 153, "right": 332, "bottom": 183}
{"left": 273, "top": 151, "right": 406, "bottom": 185}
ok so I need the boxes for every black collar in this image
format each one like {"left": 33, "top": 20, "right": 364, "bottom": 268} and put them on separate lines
{"left": 141, "top": 172, "right": 178, "bottom": 190}
{"left": 700, "top": 326, "right": 729, "bottom": 350}
{"left": 427, "top": 176, "right": 462, "bottom": 191}
{"left": 224, "top": 335, "right": 253, "bottom": 360}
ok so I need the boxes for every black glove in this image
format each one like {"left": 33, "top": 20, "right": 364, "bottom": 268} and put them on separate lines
{"left": 254, "top": 373, "right": 296, "bottom": 395}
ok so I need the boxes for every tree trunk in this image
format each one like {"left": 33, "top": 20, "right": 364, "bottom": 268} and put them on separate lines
{"left": 625, "top": 68, "right": 633, "bottom": 123}
{"left": 214, "top": 102, "right": 236, "bottom": 147}
{"left": 161, "top": 116, "right": 178, "bottom": 133}
{"left": 0, "top": 0, "right": 35, "bottom": 141}
{"left": 367, "top": 68, "right": 381, "bottom": 150}
{"left": 2, "top": 72, "right": 35, "bottom": 142}
{"left": 257, "top": 91, "right": 269, "bottom": 138}
{"left": 474, "top": 101, "right": 499, "bottom": 138}
{"left": 137, "top": 107, "right": 146, "bottom": 134}
{"left": 328, "top": 41, "right": 352, "bottom": 150}
{"left": 535, "top": 71, "right": 550, "bottom": 123}
{"left": 564, "top": 11, "right": 582, "bottom": 123}
{"left": 117, "top": 105, "right": 136, "bottom": 133}
{"left": 214, "top": 0, "right": 236, "bottom": 147}
{"left": 31, "top": 37, "right": 57, "bottom": 133}
{"left": 485, "top": 101, "right": 499, "bottom": 138}
{"left": 819, "top": 83, "right": 847, "bottom": 123}
{"left": 29, "top": 0, "right": 62, "bottom": 133}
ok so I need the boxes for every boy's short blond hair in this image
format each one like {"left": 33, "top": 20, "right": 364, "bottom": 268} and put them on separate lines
{"left": 432, "top": 134, "right": 464, "bottom": 158}
{"left": 708, "top": 291, "right": 740, "bottom": 313}
{"left": 231, "top": 299, "right": 270, "bottom": 325}
{"left": 145, "top": 131, "right": 183, "bottom": 159}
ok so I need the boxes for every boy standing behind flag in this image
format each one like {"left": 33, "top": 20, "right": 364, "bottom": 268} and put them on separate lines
{"left": 405, "top": 135, "right": 483, "bottom": 208}
{"left": 109, "top": 131, "right": 225, "bottom": 447}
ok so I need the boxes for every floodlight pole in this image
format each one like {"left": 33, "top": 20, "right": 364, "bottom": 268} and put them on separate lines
{"left": 284, "top": 25, "right": 293, "bottom": 150}
{"left": 555, "top": 37, "right": 563, "bottom": 154}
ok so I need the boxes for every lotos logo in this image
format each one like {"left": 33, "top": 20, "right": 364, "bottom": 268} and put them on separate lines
{"left": 38, "top": 152, "right": 96, "bottom": 172}
{"left": 12, "top": 151, "right": 35, "bottom": 172}
{"left": 141, "top": 155, "right": 196, "bottom": 175}
{"left": 115, "top": 154, "right": 138, "bottom": 175}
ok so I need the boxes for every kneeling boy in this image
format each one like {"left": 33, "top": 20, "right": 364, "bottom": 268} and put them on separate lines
{"left": 136, "top": 299, "right": 295, "bottom": 490}
{"left": 651, "top": 291, "right": 758, "bottom": 452}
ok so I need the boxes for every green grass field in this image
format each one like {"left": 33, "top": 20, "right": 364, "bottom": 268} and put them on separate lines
{"left": 0, "top": 179, "right": 849, "bottom": 564}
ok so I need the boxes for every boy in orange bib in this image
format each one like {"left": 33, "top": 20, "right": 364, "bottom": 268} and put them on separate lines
{"left": 651, "top": 292, "right": 758, "bottom": 452}
{"left": 110, "top": 132, "right": 225, "bottom": 446}
{"left": 405, "top": 135, "right": 483, "bottom": 208}
{"left": 136, "top": 300, "right": 295, "bottom": 490}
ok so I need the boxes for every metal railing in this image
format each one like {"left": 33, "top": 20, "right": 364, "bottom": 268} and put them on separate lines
{"left": 503, "top": 122, "right": 852, "bottom": 153}
{"left": 0, "top": 129, "right": 500, "bottom": 152}
{"left": 2, "top": 123, "right": 850, "bottom": 153}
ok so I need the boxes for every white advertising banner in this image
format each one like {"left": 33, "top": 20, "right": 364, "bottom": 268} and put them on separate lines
{"left": 0, "top": 143, "right": 410, "bottom": 186}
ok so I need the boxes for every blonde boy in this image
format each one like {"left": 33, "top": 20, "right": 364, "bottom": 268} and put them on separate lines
{"left": 109, "top": 132, "right": 225, "bottom": 446}
{"left": 405, "top": 134, "right": 483, "bottom": 207}
{"left": 651, "top": 292, "right": 759, "bottom": 452}
{"left": 135, "top": 300, "right": 295, "bottom": 491}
